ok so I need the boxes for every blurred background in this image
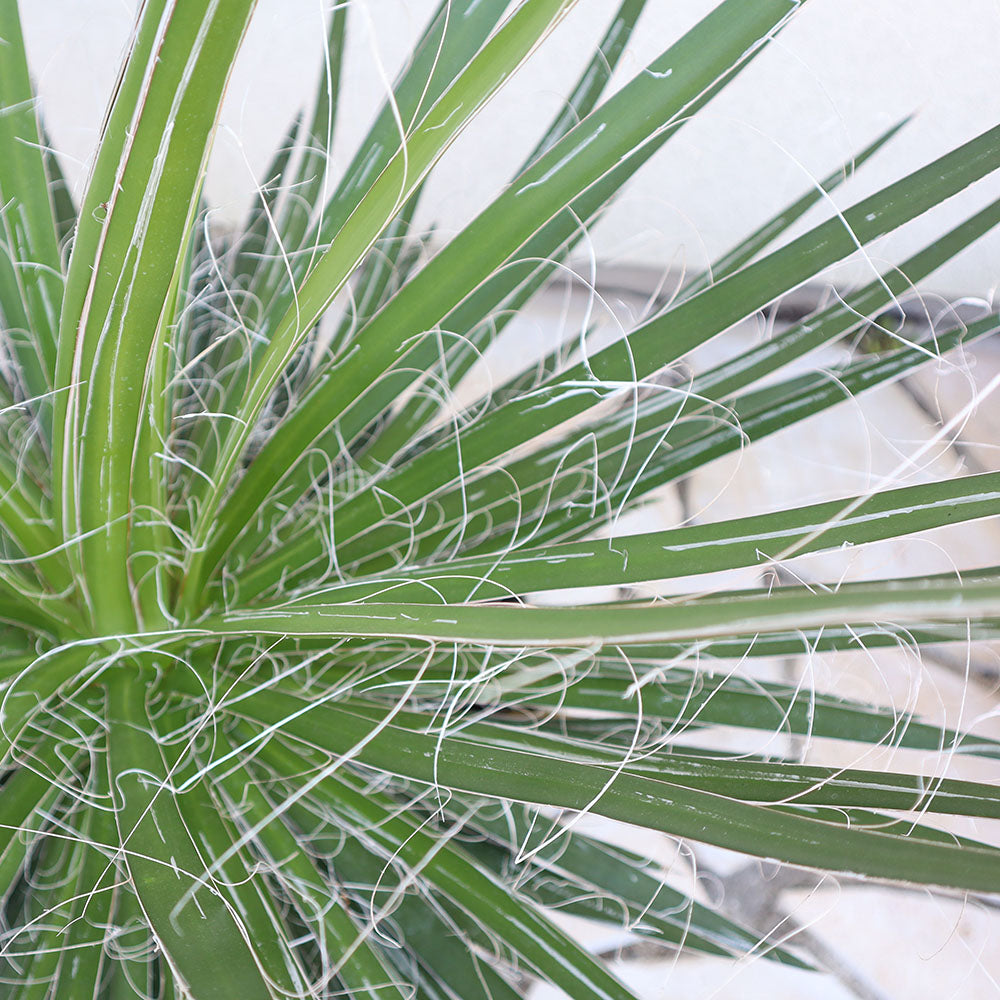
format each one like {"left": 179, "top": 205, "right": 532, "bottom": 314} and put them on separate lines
{"left": 20, "top": 0, "right": 1000, "bottom": 297}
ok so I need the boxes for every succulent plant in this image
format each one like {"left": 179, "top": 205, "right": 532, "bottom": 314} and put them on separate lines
{"left": 1, "top": 1, "right": 999, "bottom": 997}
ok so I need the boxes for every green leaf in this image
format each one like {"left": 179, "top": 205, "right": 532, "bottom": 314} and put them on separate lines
{"left": 207, "top": 571, "right": 1000, "bottom": 650}
{"left": 59, "top": 0, "right": 257, "bottom": 632}
{"left": 169, "top": 769, "right": 312, "bottom": 996}
{"left": 264, "top": 2, "right": 350, "bottom": 298}
{"left": 51, "top": 763, "right": 119, "bottom": 1000}
{"left": 591, "top": 618, "right": 1000, "bottom": 663}
{"left": 39, "top": 126, "right": 76, "bottom": 248}
{"left": 231, "top": 112, "right": 303, "bottom": 293}
{"left": 53, "top": 0, "right": 171, "bottom": 522}
{"left": 355, "top": 312, "right": 993, "bottom": 581}
{"left": 285, "top": 471, "right": 1000, "bottom": 604}
{"left": 282, "top": 799, "right": 525, "bottom": 1000}
{"left": 0, "top": 742, "right": 69, "bottom": 896}
{"left": 209, "top": 737, "right": 412, "bottom": 1000}
{"left": 367, "top": 115, "right": 909, "bottom": 473}
{"left": 275, "top": 696, "right": 1000, "bottom": 822}
{"left": 179, "top": 0, "right": 585, "bottom": 612}
{"left": 680, "top": 117, "right": 910, "bottom": 295}
{"left": 227, "top": 688, "right": 1000, "bottom": 892}
{"left": 236, "top": 198, "right": 1000, "bottom": 594}
{"left": 253, "top": 736, "right": 644, "bottom": 1000}
{"left": 0, "top": 647, "right": 94, "bottom": 764}
{"left": 529, "top": 661, "right": 1000, "bottom": 758}
{"left": 104, "top": 671, "right": 277, "bottom": 1000}
{"left": 456, "top": 798, "right": 810, "bottom": 965}
{"left": 105, "top": 876, "right": 158, "bottom": 999}
{"left": 363, "top": 0, "right": 654, "bottom": 467}
{"left": 316, "top": 129, "right": 1000, "bottom": 570}
{"left": 0, "top": 1, "right": 64, "bottom": 403}
{"left": 324, "top": 644, "right": 1000, "bottom": 760}
{"left": 193, "top": 0, "right": 805, "bottom": 592}
{"left": 247, "top": 0, "right": 512, "bottom": 338}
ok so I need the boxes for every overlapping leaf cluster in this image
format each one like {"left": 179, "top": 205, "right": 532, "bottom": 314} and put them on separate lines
{"left": 1, "top": 1, "right": 999, "bottom": 997}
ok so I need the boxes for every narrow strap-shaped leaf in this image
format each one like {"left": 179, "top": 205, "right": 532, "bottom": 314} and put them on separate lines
{"left": 39, "top": 126, "right": 76, "bottom": 249}
{"left": 104, "top": 671, "right": 275, "bottom": 1000}
{"left": 234, "top": 204, "right": 1000, "bottom": 594}
{"left": 680, "top": 117, "right": 910, "bottom": 296}
{"left": 0, "top": 647, "right": 94, "bottom": 765}
{"left": 51, "top": 763, "right": 119, "bottom": 1000}
{"left": 223, "top": 40, "right": 787, "bottom": 582}
{"left": 288, "top": 470, "right": 1000, "bottom": 605}
{"left": 231, "top": 112, "right": 303, "bottom": 291}
{"left": 317, "top": 125, "right": 1000, "bottom": 566}
{"left": 53, "top": 0, "right": 171, "bottom": 514}
{"left": 330, "top": 646, "right": 1000, "bottom": 760}
{"left": 5, "top": 833, "right": 80, "bottom": 1000}
{"left": 207, "top": 571, "right": 1000, "bottom": 649}
{"left": 341, "top": 311, "right": 995, "bottom": 581}
{"left": 460, "top": 798, "right": 808, "bottom": 965}
{"left": 325, "top": 186, "right": 427, "bottom": 359}
{"left": 166, "top": 767, "right": 312, "bottom": 997}
{"left": 59, "top": 0, "right": 256, "bottom": 632}
{"left": 128, "top": 248, "right": 192, "bottom": 627}
{"left": 164, "top": 615, "right": 1000, "bottom": 686}
{"left": 593, "top": 618, "right": 1000, "bottom": 663}
{"left": 363, "top": 0, "right": 653, "bottom": 466}
{"left": 266, "top": 2, "right": 350, "bottom": 292}
{"left": 624, "top": 746, "right": 1000, "bottom": 817}
{"left": 180, "top": 0, "right": 584, "bottom": 611}
{"left": 529, "top": 663, "right": 1000, "bottom": 759}
{"left": 264, "top": 693, "right": 1000, "bottom": 822}
{"left": 473, "top": 145, "right": 998, "bottom": 444}
{"left": 282, "top": 798, "right": 525, "bottom": 1000}
{"left": 249, "top": 0, "right": 511, "bottom": 338}
{"left": 190, "top": 0, "right": 804, "bottom": 595}
{"left": 228, "top": 689, "right": 1000, "bottom": 892}
{"left": 367, "top": 113, "right": 908, "bottom": 472}
{"left": 253, "top": 736, "right": 644, "bottom": 1000}
{"left": 0, "top": 1, "right": 64, "bottom": 401}
{"left": 210, "top": 740, "right": 409, "bottom": 1000}
{"left": 0, "top": 745, "right": 70, "bottom": 900}
{"left": 105, "top": 875, "right": 158, "bottom": 1000}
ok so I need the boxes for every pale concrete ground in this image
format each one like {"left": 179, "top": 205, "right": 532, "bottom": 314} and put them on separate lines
{"left": 458, "top": 277, "right": 1000, "bottom": 1000}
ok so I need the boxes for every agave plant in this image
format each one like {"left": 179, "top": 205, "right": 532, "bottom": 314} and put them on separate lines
{"left": 1, "top": 0, "right": 999, "bottom": 996}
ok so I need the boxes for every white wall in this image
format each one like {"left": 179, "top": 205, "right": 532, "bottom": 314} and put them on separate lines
{"left": 19, "top": 0, "right": 1000, "bottom": 297}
